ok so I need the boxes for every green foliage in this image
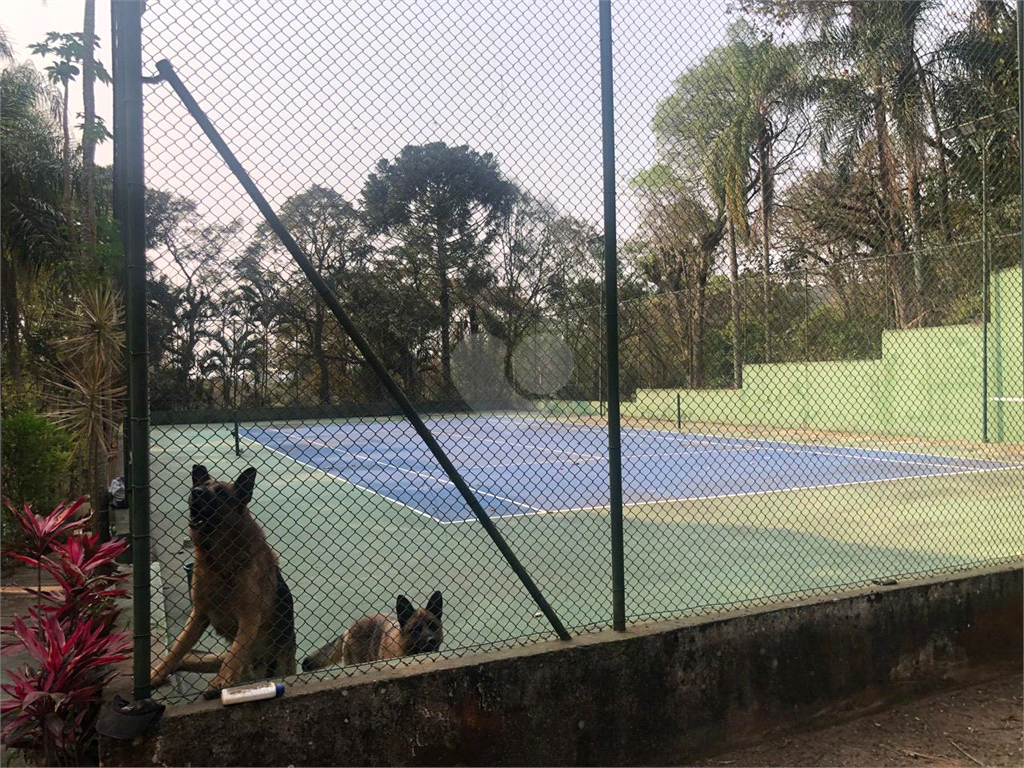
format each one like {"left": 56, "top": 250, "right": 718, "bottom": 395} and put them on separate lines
{"left": 28, "top": 31, "right": 111, "bottom": 88}
{"left": 0, "top": 498, "right": 130, "bottom": 767}
{"left": 362, "top": 143, "right": 520, "bottom": 394}
{"left": 1, "top": 63, "right": 67, "bottom": 377}
{"left": 801, "top": 304, "right": 884, "bottom": 361}
{"left": 0, "top": 411, "right": 75, "bottom": 515}
{"left": 15, "top": 2, "right": 1012, "bottom": 421}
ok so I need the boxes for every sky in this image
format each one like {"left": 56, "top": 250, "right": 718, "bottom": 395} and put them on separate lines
{"left": 2, "top": 0, "right": 737, "bottom": 238}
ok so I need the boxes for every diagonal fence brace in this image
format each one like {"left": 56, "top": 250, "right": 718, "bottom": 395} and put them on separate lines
{"left": 152, "top": 59, "right": 571, "bottom": 642}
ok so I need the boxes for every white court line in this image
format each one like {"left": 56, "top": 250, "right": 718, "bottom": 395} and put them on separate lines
{"left": 299, "top": 423, "right": 1019, "bottom": 479}
{"left": 239, "top": 435, "right": 438, "bottom": 523}
{"left": 298, "top": 421, "right": 988, "bottom": 472}
{"left": 624, "top": 445, "right": 1022, "bottom": 473}
{"left": 429, "top": 434, "right": 603, "bottom": 462}
{"left": 440, "top": 465, "right": 1024, "bottom": 525}
{"left": 292, "top": 433, "right": 547, "bottom": 511}
{"left": 243, "top": 431, "right": 544, "bottom": 519}
{"left": 292, "top": 418, "right": 1008, "bottom": 473}
{"left": 244, "top": 425, "right": 1024, "bottom": 526}
{"left": 548, "top": 464, "right": 1024, "bottom": 516}
{"left": 443, "top": 464, "right": 1024, "bottom": 523}
{"left": 436, "top": 506, "right": 553, "bottom": 526}
{"left": 623, "top": 428, "right": 1024, "bottom": 470}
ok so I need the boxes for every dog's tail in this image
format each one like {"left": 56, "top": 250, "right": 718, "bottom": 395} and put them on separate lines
{"left": 301, "top": 634, "right": 345, "bottom": 672}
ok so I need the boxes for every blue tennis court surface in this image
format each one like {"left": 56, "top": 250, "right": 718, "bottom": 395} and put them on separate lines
{"left": 240, "top": 417, "right": 1020, "bottom": 524}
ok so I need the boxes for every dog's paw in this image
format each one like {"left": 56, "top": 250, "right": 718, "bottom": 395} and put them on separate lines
{"left": 149, "top": 668, "right": 169, "bottom": 688}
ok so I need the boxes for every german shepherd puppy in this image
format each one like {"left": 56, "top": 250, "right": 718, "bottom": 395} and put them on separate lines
{"left": 302, "top": 592, "right": 443, "bottom": 670}
{"left": 150, "top": 465, "right": 297, "bottom": 698}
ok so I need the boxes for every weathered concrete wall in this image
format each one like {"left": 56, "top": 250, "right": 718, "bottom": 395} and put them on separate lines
{"left": 102, "top": 564, "right": 1022, "bottom": 767}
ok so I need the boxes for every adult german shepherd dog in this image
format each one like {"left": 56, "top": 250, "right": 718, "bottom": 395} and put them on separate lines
{"left": 302, "top": 592, "right": 443, "bottom": 670}
{"left": 150, "top": 465, "right": 296, "bottom": 697}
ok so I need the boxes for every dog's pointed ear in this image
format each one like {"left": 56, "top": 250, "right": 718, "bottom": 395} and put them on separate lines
{"left": 427, "top": 591, "right": 442, "bottom": 620}
{"left": 192, "top": 465, "right": 210, "bottom": 487}
{"left": 235, "top": 467, "right": 257, "bottom": 504}
{"left": 396, "top": 595, "right": 415, "bottom": 628}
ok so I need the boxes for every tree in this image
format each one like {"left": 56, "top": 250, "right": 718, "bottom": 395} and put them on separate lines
{"left": 485, "top": 194, "right": 600, "bottom": 382}
{"left": 80, "top": 1, "right": 113, "bottom": 274}
{"left": 774, "top": 159, "right": 889, "bottom": 356}
{"left": 742, "top": 0, "right": 1020, "bottom": 332}
{"left": 145, "top": 189, "right": 240, "bottom": 409}
{"left": 227, "top": 253, "right": 288, "bottom": 407}
{"left": 0, "top": 61, "right": 66, "bottom": 386}
{"left": 363, "top": 142, "right": 519, "bottom": 395}
{"left": 630, "top": 165, "right": 725, "bottom": 388}
{"left": 936, "top": 0, "right": 1020, "bottom": 225}
{"left": 0, "top": 27, "right": 13, "bottom": 63}
{"left": 794, "top": 1, "right": 935, "bottom": 327}
{"left": 247, "top": 185, "right": 371, "bottom": 405}
{"left": 29, "top": 29, "right": 111, "bottom": 268}
{"left": 344, "top": 249, "right": 442, "bottom": 401}
{"left": 198, "top": 294, "right": 263, "bottom": 409}
{"left": 652, "top": 19, "right": 805, "bottom": 367}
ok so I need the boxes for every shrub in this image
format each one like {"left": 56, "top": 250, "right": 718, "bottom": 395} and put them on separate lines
{"left": 1, "top": 498, "right": 129, "bottom": 767}
{"left": 0, "top": 411, "right": 75, "bottom": 516}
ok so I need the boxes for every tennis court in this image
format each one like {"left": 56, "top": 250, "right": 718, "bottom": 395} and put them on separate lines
{"left": 238, "top": 415, "right": 1020, "bottom": 523}
{"left": 146, "top": 413, "right": 1023, "bottom": 696}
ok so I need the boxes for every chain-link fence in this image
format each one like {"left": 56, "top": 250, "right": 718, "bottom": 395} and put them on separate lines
{"left": 112, "top": 0, "right": 1024, "bottom": 702}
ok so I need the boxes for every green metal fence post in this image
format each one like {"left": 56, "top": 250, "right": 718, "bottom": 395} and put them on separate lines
{"left": 112, "top": 0, "right": 152, "bottom": 701}
{"left": 981, "top": 131, "right": 993, "bottom": 443}
{"left": 1019, "top": 1, "right": 1024, "bottom": 377}
{"left": 600, "top": 0, "right": 625, "bottom": 633}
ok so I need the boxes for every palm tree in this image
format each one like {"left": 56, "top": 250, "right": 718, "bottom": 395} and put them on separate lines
{"left": 0, "top": 26, "right": 14, "bottom": 63}
{"left": 652, "top": 19, "right": 804, "bottom": 368}
{"left": 0, "top": 61, "right": 66, "bottom": 385}
{"left": 936, "top": 0, "right": 1020, "bottom": 215}
{"left": 29, "top": 33, "right": 80, "bottom": 243}
{"left": 30, "top": 28, "right": 112, "bottom": 271}
{"left": 230, "top": 254, "right": 287, "bottom": 406}
{"left": 800, "top": 1, "right": 935, "bottom": 327}
{"left": 199, "top": 304, "right": 262, "bottom": 408}
{"left": 81, "top": 0, "right": 107, "bottom": 272}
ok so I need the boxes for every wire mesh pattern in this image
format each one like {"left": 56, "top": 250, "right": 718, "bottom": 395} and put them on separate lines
{"left": 124, "top": 0, "right": 1023, "bottom": 702}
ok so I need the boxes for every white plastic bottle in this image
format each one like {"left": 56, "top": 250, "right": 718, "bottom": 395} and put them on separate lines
{"left": 220, "top": 681, "right": 285, "bottom": 705}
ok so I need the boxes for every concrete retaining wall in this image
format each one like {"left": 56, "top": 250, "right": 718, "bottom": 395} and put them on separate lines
{"left": 102, "top": 564, "right": 1022, "bottom": 766}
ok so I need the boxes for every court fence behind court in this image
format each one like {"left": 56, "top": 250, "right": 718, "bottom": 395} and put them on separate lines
{"left": 111, "top": 0, "right": 1024, "bottom": 703}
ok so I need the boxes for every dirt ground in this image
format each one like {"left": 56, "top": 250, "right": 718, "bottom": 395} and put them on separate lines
{"left": 697, "top": 673, "right": 1023, "bottom": 768}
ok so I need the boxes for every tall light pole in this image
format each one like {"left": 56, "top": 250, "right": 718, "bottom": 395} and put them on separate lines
{"left": 942, "top": 113, "right": 1002, "bottom": 443}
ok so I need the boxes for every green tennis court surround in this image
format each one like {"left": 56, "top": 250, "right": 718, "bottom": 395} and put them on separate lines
{"left": 632, "top": 267, "right": 1023, "bottom": 444}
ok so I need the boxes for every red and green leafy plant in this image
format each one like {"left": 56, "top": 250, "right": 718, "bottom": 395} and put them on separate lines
{"left": 2, "top": 496, "right": 90, "bottom": 607}
{"left": 4, "top": 497, "right": 88, "bottom": 559}
{"left": 1, "top": 497, "right": 130, "bottom": 766}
